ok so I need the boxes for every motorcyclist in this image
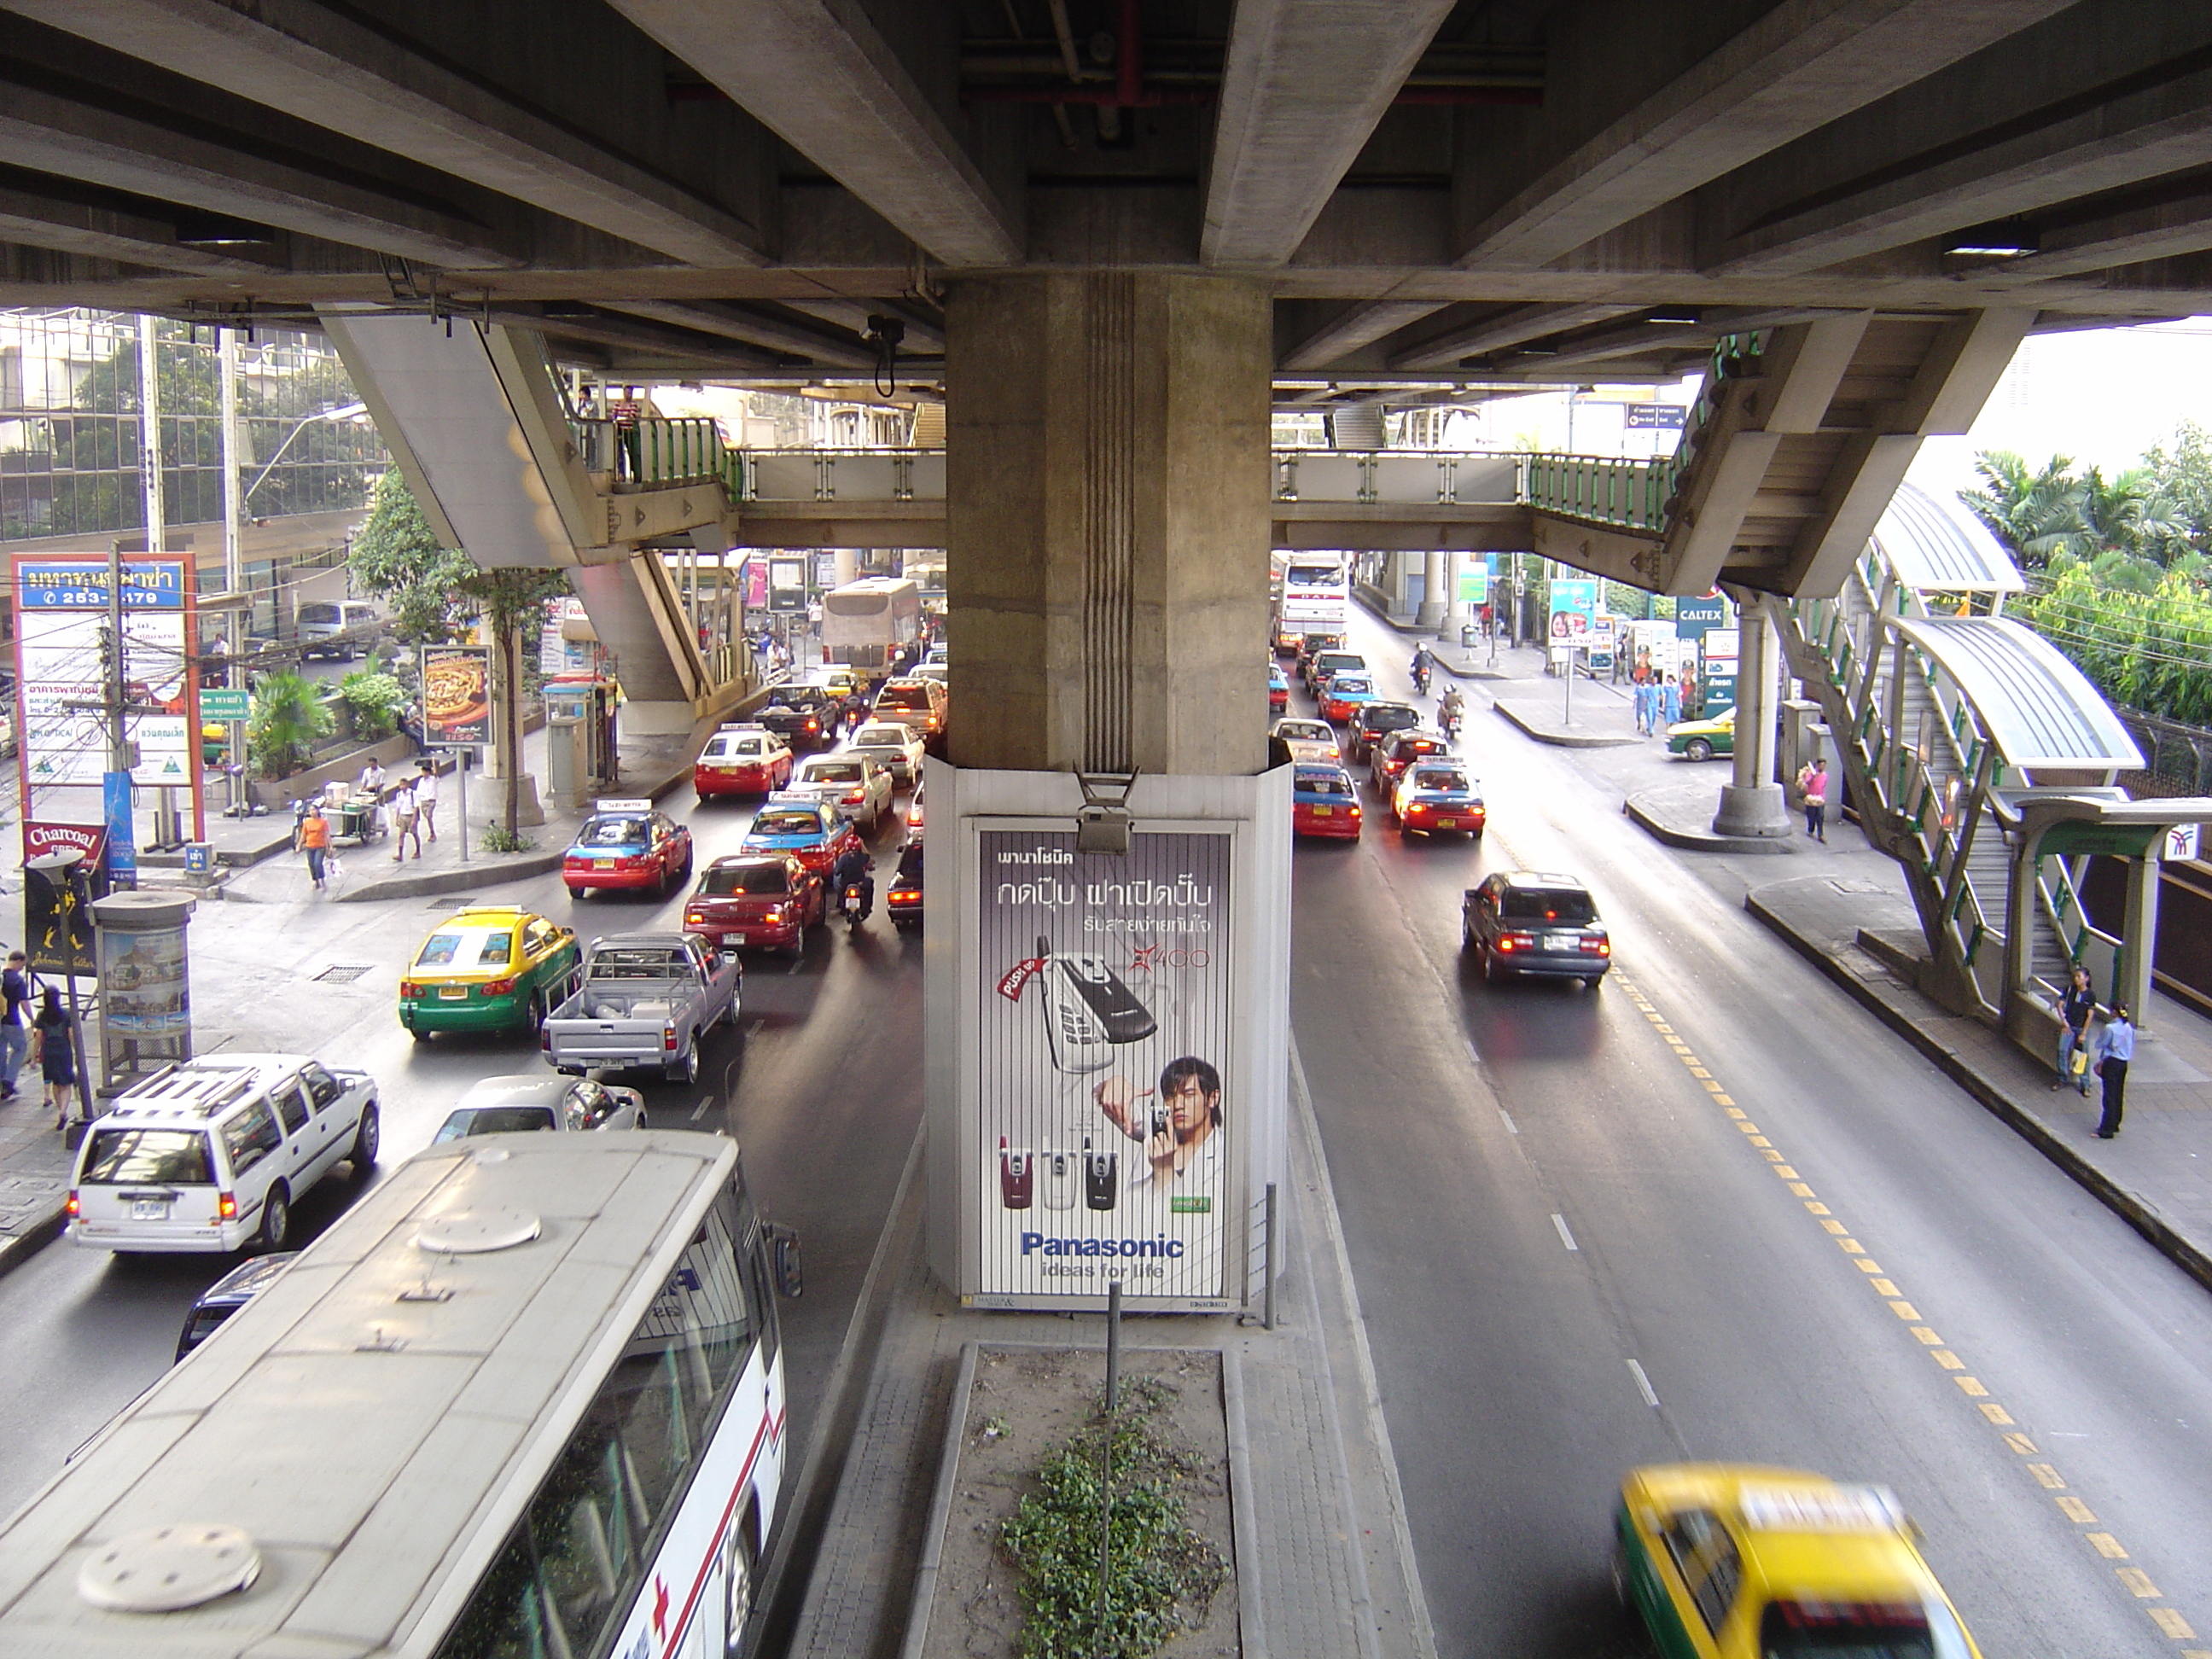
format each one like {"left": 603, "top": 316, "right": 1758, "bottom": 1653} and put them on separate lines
{"left": 830, "top": 839, "right": 875, "bottom": 921}
{"left": 1438, "top": 684, "right": 1465, "bottom": 737}
{"left": 1410, "top": 645, "right": 1432, "bottom": 695}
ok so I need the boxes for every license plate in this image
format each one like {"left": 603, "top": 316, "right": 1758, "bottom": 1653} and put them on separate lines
{"left": 1435, "top": 818, "right": 1456, "bottom": 829}
{"left": 439, "top": 986, "right": 469, "bottom": 999}
{"left": 593, "top": 859, "right": 615, "bottom": 869}
{"left": 728, "top": 933, "right": 747, "bottom": 945}
{"left": 1311, "top": 805, "right": 1333, "bottom": 817}
{"left": 1547, "top": 933, "right": 1577, "bottom": 951}
{"left": 131, "top": 1198, "right": 170, "bottom": 1221}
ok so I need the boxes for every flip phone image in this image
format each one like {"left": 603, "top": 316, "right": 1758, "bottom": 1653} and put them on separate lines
{"left": 1084, "top": 1135, "right": 1119, "bottom": 1210}
{"left": 998, "top": 1137, "right": 1033, "bottom": 1209}
{"left": 1040, "top": 1148, "right": 1079, "bottom": 1210}
{"left": 1037, "top": 934, "right": 1158, "bottom": 1074}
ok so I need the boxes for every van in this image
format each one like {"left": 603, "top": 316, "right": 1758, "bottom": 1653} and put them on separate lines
{"left": 871, "top": 675, "right": 948, "bottom": 738}
{"left": 299, "top": 601, "right": 381, "bottom": 660}
{"left": 67, "top": 1054, "right": 381, "bottom": 1254}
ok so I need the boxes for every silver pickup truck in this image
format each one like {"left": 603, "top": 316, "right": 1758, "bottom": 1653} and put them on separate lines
{"left": 541, "top": 932, "right": 741, "bottom": 1084}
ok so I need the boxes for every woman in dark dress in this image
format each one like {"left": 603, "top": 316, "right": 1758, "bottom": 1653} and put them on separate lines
{"left": 33, "top": 987, "right": 75, "bottom": 1131}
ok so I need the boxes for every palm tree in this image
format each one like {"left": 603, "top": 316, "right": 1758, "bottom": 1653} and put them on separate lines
{"left": 246, "top": 671, "right": 335, "bottom": 780}
{"left": 1959, "top": 451, "right": 2087, "bottom": 568}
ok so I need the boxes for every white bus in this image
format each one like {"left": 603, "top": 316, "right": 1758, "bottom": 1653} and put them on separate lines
{"left": 820, "top": 576, "right": 921, "bottom": 672}
{"left": 0, "top": 1132, "right": 800, "bottom": 1659}
{"left": 1271, "top": 552, "right": 1350, "bottom": 651}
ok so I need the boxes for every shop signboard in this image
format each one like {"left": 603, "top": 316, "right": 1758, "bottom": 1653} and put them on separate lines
{"left": 769, "top": 557, "right": 808, "bottom": 614}
{"left": 12, "top": 554, "right": 195, "bottom": 791}
{"left": 1675, "top": 594, "right": 1728, "bottom": 638}
{"left": 1457, "top": 568, "right": 1491, "bottom": 605}
{"left": 974, "top": 828, "right": 1234, "bottom": 1304}
{"left": 421, "top": 646, "right": 493, "bottom": 748}
{"left": 1550, "top": 577, "right": 1599, "bottom": 642}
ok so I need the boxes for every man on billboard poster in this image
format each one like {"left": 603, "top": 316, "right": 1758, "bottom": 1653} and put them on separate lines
{"left": 1094, "top": 1057, "right": 1223, "bottom": 1203}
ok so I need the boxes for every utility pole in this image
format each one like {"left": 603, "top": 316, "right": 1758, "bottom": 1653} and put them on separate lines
{"left": 103, "top": 541, "right": 138, "bottom": 890}
{"left": 218, "top": 329, "right": 246, "bottom": 817}
{"left": 137, "top": 316, "right": 165, "bottom": 559}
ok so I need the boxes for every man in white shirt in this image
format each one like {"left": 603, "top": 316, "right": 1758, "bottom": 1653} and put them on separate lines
{"left": 355, "top": 758, "right": 387, "bottom": 798}
{"left": 1092, "top": 1056, "right": 1224, "bottom": 1198}
{"left": 412, "top": 764, "right": 439, "bottom": 841}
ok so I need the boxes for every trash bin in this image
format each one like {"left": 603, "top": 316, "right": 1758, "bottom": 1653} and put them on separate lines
{"left": 183, "top": 843, "right": 212, "bottom": 875}
{"left": 1461, "top": 624, "right": 1478, "bottom": 648}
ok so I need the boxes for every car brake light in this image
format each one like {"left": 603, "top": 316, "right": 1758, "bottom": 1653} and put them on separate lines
{"left": 664, "top": 1026, "right": 678, "bottom": 1051}
{"left": 1349, "top": 806, "right": 1361, "bottom": 818}
{"left": 399, "top": 981, "right": 420, "bottom": 998}
{"left": 844, "top": 789, "right": 864, "bottom": 803}
{"left": 65, "top": 1190, "right": 78, "bottom": 1218}
{"left": 1580, "top": 937, "right": 1611, "bottom": 956}
{"left": 762, "top": 906, "right": 783, "bottom": 923}
{"left": 218, "top": 1192, "right": 238, "bottom": 1220}
{"left": 483, "top": 976, "right": 516, "bottom": 997}
{"left": 1499, "top": 932, "right": 1537, "bottom": 952}
{"left": 803, "top": 719, "right": 819, "bottom": 731}
{"left": 686, "top": 911, "right": 707, "bottom": 925}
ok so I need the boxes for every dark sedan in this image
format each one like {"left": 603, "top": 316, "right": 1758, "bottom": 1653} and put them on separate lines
{"left": 1462, "top": 870, "right": 1612, "bottom": 987}
{"left": 755, "top": 684, "right": 841, "bottom": 752}
{"left": 1347, "top": 700, "right": 1422, "bottom": 763}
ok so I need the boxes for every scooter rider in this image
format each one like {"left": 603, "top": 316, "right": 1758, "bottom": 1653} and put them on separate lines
{"left": 1438, "top": 684, "right": 1465, "bottom": 738}
{"left": 1410, "top": 644, "right": 1432, "bottom": 696}
{"left": 830, "top": 839, "right": 875, "bottom": 921}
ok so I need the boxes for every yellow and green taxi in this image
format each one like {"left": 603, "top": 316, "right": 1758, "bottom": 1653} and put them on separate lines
{"left": 1616, "top": 1464, "right": 1980, "bottom": 1659}
{"left": 1667, "top": 706, "right": 1737, "bottom": 761}
{"left": 398, "top": 906, "right": 581, "bottom": 1041}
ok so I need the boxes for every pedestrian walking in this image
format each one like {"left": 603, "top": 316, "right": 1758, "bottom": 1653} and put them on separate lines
{"left": 296, "top": 803, "right": 331, "bottom": 893}
{"left": 1797, "top": 756, "right": 1829, "bottom": 841}
{"left": 1660, "top": 676, "right": 1680, "bottom": 728}
{"left": 391, "top": 779, "right": 423, "bottom": 862}
{"left": 2054, "top": 964, "right": 2096, "bottom": 1096}
{"left": 0, "top": 951, "right": 30, "bottom": 1100}
{"left": 2093, "top": 1002, "right": 2136, "bottom": 1138}
{"left": 413, "top": 764, "right": 439, "bottom": 842}
{"left": 32, "top": 987, "right": 75, "bottom": 1131}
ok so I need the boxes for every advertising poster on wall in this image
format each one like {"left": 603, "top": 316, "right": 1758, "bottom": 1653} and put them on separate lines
{"left": 421, "top": 646, "right": 493, "bottom": 748}
{"left": 13, "top": 555, "right": 195, "bottom": 792}
{"left": 975, "top": 828, "right": 1234, "bottom": 1302}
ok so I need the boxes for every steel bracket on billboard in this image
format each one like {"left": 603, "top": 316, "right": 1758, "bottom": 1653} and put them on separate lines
{"left": 1073, "top": 768, "right": 1138, "bottom": 856}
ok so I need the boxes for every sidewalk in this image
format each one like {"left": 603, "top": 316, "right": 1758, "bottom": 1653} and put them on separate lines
{"left": 1748, "top": 868, "right": 2212, "bottom": 1295}
{"left": 0, "top": 1086, "right": 70, "bottom": 1275}
{"left": 223, "top": 719, "right": 706, "bottom": 905}
{"left": 780, "top": 1057, "right": 1435, "bottom": 1659}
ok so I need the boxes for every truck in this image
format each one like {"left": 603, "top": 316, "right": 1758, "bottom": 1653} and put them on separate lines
{"left": 541, "top": 932, "right": 741, "bottom": 1085}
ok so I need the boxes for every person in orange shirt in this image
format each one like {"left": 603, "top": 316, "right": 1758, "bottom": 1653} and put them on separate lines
{"left": 296, "top": 804, "right": 331, "bottom": 893}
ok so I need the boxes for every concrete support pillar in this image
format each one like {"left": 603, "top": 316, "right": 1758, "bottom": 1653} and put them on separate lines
{"left": 1416, "top": 550, "right": 1450, "bottom": 631}
{"left": 1713, "top": 596, "right": 1791, "bottom": 839}
{"left": 946, "top": 273, "right": 1272, "bottom": 775}
{"left": 2120, "top": 855, "right": 2160, "bottom": 1028}
{"left": 833, "top": 547, "right": 858, "bottom": 588}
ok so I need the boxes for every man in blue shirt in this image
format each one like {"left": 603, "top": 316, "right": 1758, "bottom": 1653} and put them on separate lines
{"left": 2093, "top": 1001, "right": 2136, "bottom": 1139}
{"left": 0, "top": 952, "right": 29, "bottom": 1100}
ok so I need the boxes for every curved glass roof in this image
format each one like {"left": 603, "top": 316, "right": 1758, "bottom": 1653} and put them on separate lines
{"left": 1893, "top": 617, "right": 2143, "bottom": 771}
{"left": 1871, "top": 482, "right": 2025, "bottom": 595}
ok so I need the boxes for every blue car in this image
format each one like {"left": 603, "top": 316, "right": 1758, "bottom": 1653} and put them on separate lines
{"left": 741, "top": 795, "right": 861, "bottom": 876}
{"left": 1389, "top": 761, "right": 1484, "bottom": 838}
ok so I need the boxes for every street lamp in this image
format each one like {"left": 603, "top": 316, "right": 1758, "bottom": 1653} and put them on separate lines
{"left": 241, "top": 402, "right": 369, "bottom": 509}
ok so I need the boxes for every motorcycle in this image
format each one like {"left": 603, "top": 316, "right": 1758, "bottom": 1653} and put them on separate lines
{"left": 1411, "top": 658, "right": 1431, "bottom": 696}
{"left": 1438, "top": 697, "right": 1464, "bottom": 742}
{"left": 838, "top": 866, "right": 875, "bottom": 933}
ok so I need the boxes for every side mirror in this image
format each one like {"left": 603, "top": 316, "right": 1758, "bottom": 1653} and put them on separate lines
{"left": 767, "top": 1223, "right": 803, "bottom": 1299}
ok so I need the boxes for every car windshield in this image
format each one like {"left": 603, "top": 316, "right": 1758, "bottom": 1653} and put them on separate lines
{"left": 1331, "top": 677, "right": 1372, "bottom": 695}
{"left": 876, "top": 686, "right": 928, "bottom": 709}
{"left": 1396, "top": 738, "right": 1446, "bottom": 760}
{"left": 1500, "top": 887, "right": 1597, "bottom": 923}
{"left": 435, "top": 1105, "right": 557, "bottom": 1140}
{"left": 1279, "top": 722, "right": 1331, "bottom": 742}
{"left": 701, "top": 863, "right": 789, "bottom": 896}
{"left": 1411, "top": 768, "right": 1470, "bottom": 792}
{"left": 417, "top": 928, "right": 513, "bottom": 969}
{"left": 806, "top": 761, "right": 864, "bottom": 783}
{"left": 895, "top": 844, "right": 924, "bottom": 883}
{"left": 580, "top": 816, "right": 648, "bottom": 845}
{"left": 769, "top": 688, "right": 831, "bottom": 709}
{"left": 854, "top": 727, "right": 908, "bottom": 746}
{"left": 1758, "top": 1598, "right": 1969, "bottom": 1658}
{"left": 1363, "top": 704, "right": 1418, "bottom": 731}
{"left": 81, "top": 1127, "right": 216, "bottom": 1185}
{"left": 298, "top": 602, "right": 341, "bottom": 626}
{"left": 752, "top": 810, "right": 824, "bottom": 836}
{"left": 1299, "top": 773, "right": 1353, "bottom": 798}
{"left": 725, "top": 737, "right": 765, "bottom": 757}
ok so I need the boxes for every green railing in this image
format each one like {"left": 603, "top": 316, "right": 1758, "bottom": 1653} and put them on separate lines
{"left": 1519, "top": 453, "right": 1674, "bottom": 531}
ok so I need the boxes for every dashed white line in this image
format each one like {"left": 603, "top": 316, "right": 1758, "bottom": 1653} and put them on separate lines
{"left": 1498, "top": 1109, "right": 1519, "bottom": 1135}
{"left": 1552, "top": 1213, "right": 1579, "bottom": 1252}
{"left": 689, "top": 1094, "right": 718, "bottom": 1121}
{"left": 1627, "top": 1359, "right": 1661, "bottom": 1408}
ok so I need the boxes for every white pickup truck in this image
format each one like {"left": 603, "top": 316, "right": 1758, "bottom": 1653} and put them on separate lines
{"left": 541, "top": 932, "right": 741, "bottom": 1084}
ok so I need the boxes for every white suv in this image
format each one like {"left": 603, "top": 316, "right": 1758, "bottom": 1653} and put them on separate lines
{"left": 68, "top": 1055, "right": 380, "bottom": 1254}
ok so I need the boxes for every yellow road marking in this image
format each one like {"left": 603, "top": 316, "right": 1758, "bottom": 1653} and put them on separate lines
{"left": 1748, "top": 1135, "right": 1771, "bottom": 1146}
{"left": 2116, "top": 1567, "right": 2161, "bottom": 1598}
{"left": 1726, "top": 1108, "right": 1748, "bottom": 1121}
{"left": 1954, "top": 1376, "right": 1990, "bottom": 1397}
{"left": 1688, "top": 1066, "right": 1713, "bottom": 1079}
{"left": 1889, "top": 1300, "right": 1921, "bottom": 1318}
{"left": 1930, "top": 1350, "right": 1965, "bottom": 1371}
{"left": 1775, "top": 1166, "right": 1802, "bottom": 1179}
{"left": 1761, "top": 1150, "right": 1785, "bottom": 1162}
{"left": 1978, "top": 1402, "right": 2016, "bottom": 1424}
{"left": 2026, "top": 1464, "right": 2064, "bottom": 1487}
{"left": 1711, "top": 1093, "right": 1735, "bottom": 1105}
{"left": 2004, "top": 1433, "right": 2038, "bottom": 1454}
{"left": 1737, "top": 1121, "right": 1761, "bottom": 1133}
{"left": 1871, "top": 1278, "right": 1901, "bottom": 1296}
{"left": 1787, "top": 1182, "right": 1814, "bottom": 1196}
{"left": 1909, "top": 1324, "right": 1941, "bottom": 1342}
{"left": 2087, "top": 1533, "right": 2129, "bottom": 1559}
{"left": 1839, "top": 1238, "right": 1866, "bottom": 1253}
{"left": 2057, "top": 1496, "right": 2098, "bottom": 1522}
{"left": 1856, "top": 1258, "right": 1883, "bottom": 1272}
{"left": 1804, "top": 1201, "right": 1831, "bottom": 1214}
{"left": 1823, "top": 1220, "right": 1849, "bottom": 1236}
{"left": 2152, "top": 1611, "right": 2199, "bottom": 1639}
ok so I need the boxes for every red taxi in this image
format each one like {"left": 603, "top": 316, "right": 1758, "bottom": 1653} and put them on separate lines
{"left": 1291, "top": 765, "right": 1362, "bottom": 840}
{"left": 694, "top": 724, "right": 793, "bottom": 800}
{"left": 562, "top": 800, "right": 694, "bottom": 898}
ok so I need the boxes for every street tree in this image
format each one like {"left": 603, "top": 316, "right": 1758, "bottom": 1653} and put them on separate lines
{"left": 347, "top": 471, "right": 475, "bottom": 643}
{"left": 456, "top": 565, "right": 572, "bottom": 842}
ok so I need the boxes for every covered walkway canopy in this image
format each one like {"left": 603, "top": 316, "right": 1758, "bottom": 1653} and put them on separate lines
{"left": 1871, "top": 484, "right": 2026, "bottom": 597}
{"left": 1890, "top": 616, "right": 2142, "bottom": 777}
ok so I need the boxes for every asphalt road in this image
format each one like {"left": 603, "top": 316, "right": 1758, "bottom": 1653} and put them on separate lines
{"left": 1296, "top": 611, "right": 2212, "bottom": 1656}
{"left": 0, "top": 756, "right": 923, "bottom": 1523}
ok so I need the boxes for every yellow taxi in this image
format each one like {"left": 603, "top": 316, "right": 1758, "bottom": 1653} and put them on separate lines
{"left": 1615, "top": 1464, "right": 1980, "bottom": 1659}
{"left": 398, "top": 905, "right": 581, "bottom": 1041}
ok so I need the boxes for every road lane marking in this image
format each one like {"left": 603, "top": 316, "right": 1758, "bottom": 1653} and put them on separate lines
{"left": 1552, "top": 1213, "right": 1579, "bottom": 1252}
{"left": 1610, "top": 968, "right": 2200, "bottom": 1647}
{"left": 1498, "top": 1109, "right": 1518, "bottom": 1134}
{"left": 1627, "top": 1359, "right": 1661, "bottom": 1408}
{"left": 689, "top": 1094, "right": 717, "bottom": 1121}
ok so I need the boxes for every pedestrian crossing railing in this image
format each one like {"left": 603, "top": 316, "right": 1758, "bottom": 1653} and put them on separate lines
{"left": 2035, "top": 854, "right": 2122, "bottom": 1004}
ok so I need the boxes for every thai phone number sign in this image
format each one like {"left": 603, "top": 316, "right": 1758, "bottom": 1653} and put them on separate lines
{"left": 11, "top": 554, "right": 195, "bottom": 789}
{"left": 976, "top": 830, "right": 1233, "bottom": 1304}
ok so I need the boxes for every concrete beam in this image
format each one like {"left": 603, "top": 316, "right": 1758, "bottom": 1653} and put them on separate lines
{"left": 1388, "top": 302, "right": 1642, "bottom": 370}
{"left": 1460, "top": 0, "right": 2074, "bottom": 272}
{"left": 1281, "top": 300, "right": 1446, "bottom": 370}
{"left": 608, "top": 0, "right": 1021, "bottom": 268}
{"left": 1714, "top": 61, "right": 2212, "bottom": 276}
{"left": 1202, "top": 0, "right": 1454, "bottom": 268}
{"left": 1980, "top": 185, "right": 2212, "bottom": 284}
{"left": 0, "top": 177, "right": 271, "bottom": 275}
{"left": 0, "top": 79, "right": 519, "bottom": 268}
{"left": 781, "top": 295, "right": 946, "bottom": 353}
{"left": 6, "top": 0, "right": 768, "bottom": 267}
{"left": 600, "top": 300, "right": 876, "bottom": 367}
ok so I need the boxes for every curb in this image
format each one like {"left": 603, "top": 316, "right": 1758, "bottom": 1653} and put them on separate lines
{"left": 333, "top": 756, "right": 696, "bottom": 903}
{"left": 1625, "top": 791, "right": 1798, "bottom": 855}
{"left": 0, "top": 1202, "right": 67, "bottom": 1279}
{"left": 1492, "top": 700, "right": 1641, "bottom": 748}
{"left": 1744, "top": 888, "right": 2212, "bottom": 1299}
